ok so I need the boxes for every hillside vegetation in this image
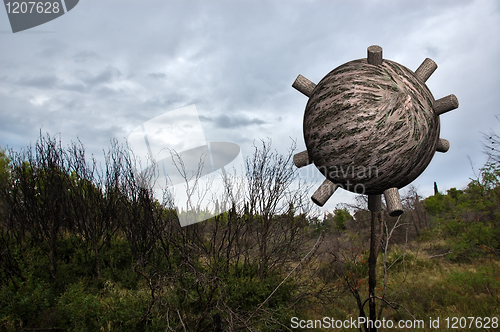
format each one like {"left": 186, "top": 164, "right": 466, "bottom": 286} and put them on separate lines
{"left": 0, "top": 135, "right": 499, "bottom": 331}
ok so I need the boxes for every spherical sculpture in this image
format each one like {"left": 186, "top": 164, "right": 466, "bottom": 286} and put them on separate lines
{"left": 292, "top": 46, "right": 458, "bottom": 216}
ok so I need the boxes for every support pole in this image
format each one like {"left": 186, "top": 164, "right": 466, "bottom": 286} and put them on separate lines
{"left": 383, "top": 187, "right": 403, "bottom": 217}
{"left": 368, "top": 209, "right": 379, "bottom": 332}
{"left": 367, "top": 45, "right": 383, "bottom": 66}
{"left": 311, "top": 178, "right": 337, "bottom": 207}
{"left": 415, "top": 58, "right": 437, "bottom": 83}
{"left": 434, "top": 94, "right": 459, "bottom": 116}
{"left": 436, "top": 138, "right": 450, "bottom": 153}
{"left": 293, "top": 150, "right": 313, "bottom": 168}
{"left": 292, "top": 74, "right": 316, "bottom": 98}
{"left": 368, "top": 194, "right": 382, "bottom": 212}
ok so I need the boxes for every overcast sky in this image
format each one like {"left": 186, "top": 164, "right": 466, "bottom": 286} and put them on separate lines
{"left": 1, "top": 0, "right": 499, "bottom": 212}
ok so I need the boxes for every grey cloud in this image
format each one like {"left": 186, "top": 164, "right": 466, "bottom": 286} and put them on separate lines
{"left": 17, "top": 74, "right": 61, "bottom": 89}
{"left": 35, "top": 39, "right": 68, "bottom": 58}
{"left": 148, "top": 72, "right": 167, "bottom": 79}
{"left": 200, "top": 114, "right": 266, "bottom": 129}
{"left": 78, "top": 66, "right": 122, "bottom": 85}
{"left": 73, "top": 51, "right": 103, "bottom": 63}
{"left": 15, "top": 74, "right": 86, "bottom": 92}
{"left": 424, "top": 45, "right": 440, "bottom": 59}
{"left": 143, "top": 95, "right": 190, "bottom": 111}
{"left": 60, "top": 82, "right": 87, "bottom": 92}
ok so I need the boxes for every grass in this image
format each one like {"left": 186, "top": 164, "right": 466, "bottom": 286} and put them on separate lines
{"left": 299, "top": 242, "right": 500, "bottom": 331}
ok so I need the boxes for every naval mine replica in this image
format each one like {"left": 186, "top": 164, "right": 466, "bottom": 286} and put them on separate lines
{"left": 292, "top": 45, "right": 458, "bottom": 216}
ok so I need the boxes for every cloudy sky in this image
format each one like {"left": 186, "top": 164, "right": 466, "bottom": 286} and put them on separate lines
{"left": 1, "top": 0, "right": 499, "bottom": 212}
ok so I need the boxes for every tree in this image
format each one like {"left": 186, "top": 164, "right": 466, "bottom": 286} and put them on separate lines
{"left": 0, "top": 147, "right": 10, "bottom": 224}
{"left": 8, "top": 134, "right": 75, "bottom": 282}
{"left": 483, "top": 115, "right": 500, "bottom": 164}
{"left": 0, "top": 147, "right": 9, "bottom": 189}
{"left": 245, "top": 139, "right": 314, "bottom": 279}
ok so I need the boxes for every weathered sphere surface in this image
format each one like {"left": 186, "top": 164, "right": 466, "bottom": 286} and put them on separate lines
{"left": 304, "top": 58, "right": 439, "bottom": 195}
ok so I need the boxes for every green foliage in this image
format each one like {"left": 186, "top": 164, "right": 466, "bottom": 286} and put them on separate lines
{"left": 0, "top": 147, "right": 10, "bottom": 187}
{"left": 334, "top": 208, "right": 352, "bottom": 231}
{"left": 57, "top": 282, "right": 104, "bottom": 331}
{"left": 0, "top": 274, "right": 52, "bottom": 330}
{"left": 475, "top": 162, "right": 500, "bottom": 190}
{"left": 0, "top": 147, "right": 10, "bottom": 225}
{"left": 322, "top": 208, "right": 353, "bottom": 232}
{"left": 224, "top": 267, "right": 295, "bottom": 331}
{"left": 423, "top": 192, "right": 454, "bottom": 216}
{"left": 56, "top": 281, "right": 149, "bottom": 332}
{"left": 226, "top": 266, "right": 294, "bottom": 310}
{"left": 100, "top": 237, "right": 139, "bottom": 290}
{"left": 421, "top": 162, "right": 500, "bottom": 263}
{"left": 385, "top": 248, "right": 415, "bottom": 272}
{"left": 443, "top": 219, "right": 499, "bottom": 262}
{"left": 447, "top": 265, "right": 500, "bottom": 297}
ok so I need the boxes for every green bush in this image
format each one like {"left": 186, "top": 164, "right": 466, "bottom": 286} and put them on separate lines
{"left": 333, "top": 208, "right": 352, "bottom": 231}
{"left": 442, "top": 219, "right": 499, "bottom": 262}
{"left": 56, "top": 280, "right": 149, "bottom": 332}
{"left": 447, "top": 266, "right": 500, "bottom": 297}
{"left": 0, "top": 273, "right": 53, "bottom": 330}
